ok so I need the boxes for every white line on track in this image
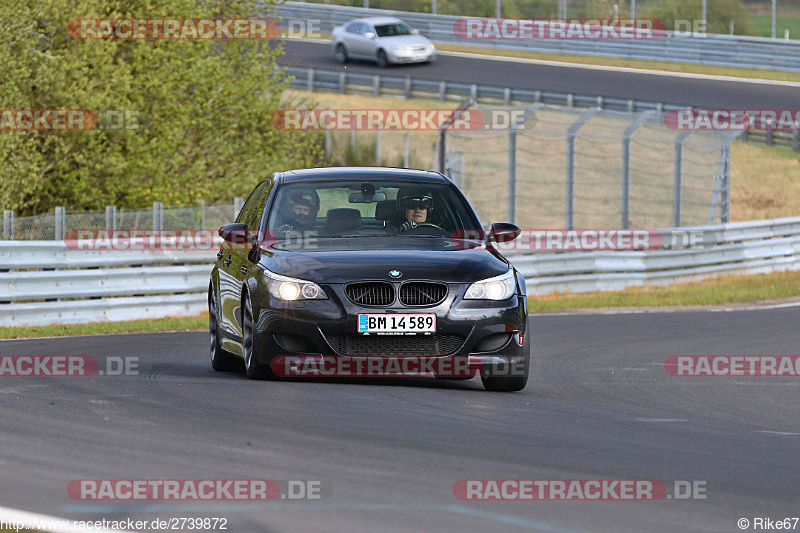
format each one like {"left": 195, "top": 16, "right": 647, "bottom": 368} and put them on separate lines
{"left": 756, "top": 430, "right": 800, "bottom": 436}
{"left": 0, "top": 504, "right": 132, "bottom": 533}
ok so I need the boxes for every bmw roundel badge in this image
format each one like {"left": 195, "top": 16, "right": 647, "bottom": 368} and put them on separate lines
{"left": 389, "top": 270, "right": 402, "bottom": 278}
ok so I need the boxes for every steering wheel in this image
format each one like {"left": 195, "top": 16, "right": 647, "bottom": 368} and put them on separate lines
{"left": 403, "top": 222, "right": 447, "bottom": 236}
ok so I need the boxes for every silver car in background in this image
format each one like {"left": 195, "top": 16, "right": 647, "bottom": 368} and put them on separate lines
{"left": 332, "top": 17, "right": 436, "bottom": 67}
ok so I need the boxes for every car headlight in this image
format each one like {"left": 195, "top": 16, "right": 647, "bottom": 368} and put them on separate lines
{"left": 393, "top": 46, "right": 408, "bottom": 53}
{"left": 264, "top": 269, "right": 327, "bottom": 301}
{"left": 464, "top": 270, "right": 516, "bottom": 301}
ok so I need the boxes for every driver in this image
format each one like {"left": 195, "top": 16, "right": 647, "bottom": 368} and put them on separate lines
{"left": 275, "top": 188, "right": 320, "bottom": 234}
{"left": 393, "top": 188, "right": 433, "bottom": 233}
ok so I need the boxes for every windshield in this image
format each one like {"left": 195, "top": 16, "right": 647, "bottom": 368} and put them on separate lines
{"left": 374, "top": 23, "right": 411, "bottom": 37}
{"left": 266, "top": 180, "right": 480, "bottom": 240}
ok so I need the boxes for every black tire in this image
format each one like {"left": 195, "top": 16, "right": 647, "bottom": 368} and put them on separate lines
{"left": 335, "top": 44, "right": 349, "bottom": 64}
{"left": 209, "top": 283, "right": 237, "bottom": 371}
{"left": 242, "top": 291, "right": 274, "bottom": 380}
{"left": 480, "top": 321, "right": 530, "bottom": 392}
{"left": 377, "top": 49, "right": 389, "bottom": 68}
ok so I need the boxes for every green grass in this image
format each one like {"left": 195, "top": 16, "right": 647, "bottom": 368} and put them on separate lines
{"left": 0, "top": 315, "right": 207, "bottom": 340}
{"left": 750, "top": 14, "right": 800, "bottom": 38}
{"left": 528, "top": 270, "right": 800, "bottom": 312}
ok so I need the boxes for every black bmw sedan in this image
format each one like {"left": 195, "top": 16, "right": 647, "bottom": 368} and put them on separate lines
{"left": 208, "top": 167, "right": 529, "bottom": 392}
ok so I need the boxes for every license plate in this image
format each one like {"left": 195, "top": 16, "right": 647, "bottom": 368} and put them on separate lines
{"left": 358, "top": 314, "right": 436, "bottom": 334}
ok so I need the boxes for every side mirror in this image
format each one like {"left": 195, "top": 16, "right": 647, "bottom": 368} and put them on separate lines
{"left": 489, "top": 222, "right": 521, "bottom": 243}
{"left": 364, "top": 31, "right": 376, "bottom": 39}
{"left": 219, "top": 223, "right": 256, "bottom": 246}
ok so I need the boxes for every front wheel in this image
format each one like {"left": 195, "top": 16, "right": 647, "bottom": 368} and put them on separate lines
{"left": 377, "top": 49, "right": 389, "bottom": 68}
{"left": 335, "top": 44, "right": 349, "bottom": 64}
{"left": 480, "top": 322, "right": 530, "bottom": 392}
{"left": 242, "top": 292, "right": 274, "bottom": 380}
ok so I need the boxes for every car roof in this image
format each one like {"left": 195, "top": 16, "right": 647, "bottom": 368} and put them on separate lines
{"left": 349, "top": 17, "right": 405, "bottom": 26}
{"left": 276, "top": 167, "right": 450, "bottom": 185}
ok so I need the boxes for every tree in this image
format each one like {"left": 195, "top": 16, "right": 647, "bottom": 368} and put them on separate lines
{"left": 0, "top": 0, "right": 324, "bottom": 215}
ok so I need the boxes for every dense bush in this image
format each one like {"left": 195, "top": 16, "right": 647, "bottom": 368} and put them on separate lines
{"left": 0, "top": 0, "right": 324, "bottom": 215}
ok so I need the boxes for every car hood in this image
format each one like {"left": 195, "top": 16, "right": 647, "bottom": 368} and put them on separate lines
{"left": 259, "top": 237, "right": 508, "bottom": 284}
{"left": 378, "top": 35, "right": 433, "bottom": 47}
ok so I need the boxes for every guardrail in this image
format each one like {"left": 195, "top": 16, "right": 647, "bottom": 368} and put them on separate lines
{"left": 273, "top": 1, "right": 800, "bottom": 72}
{"left": 284, "top": 66, "right": 798, "bottom": 152}
{"left": 2, "top": 217, "right": 798, "bottom": 326}
{"left": 0, "top": 243, "right": 215, "bottom": 326}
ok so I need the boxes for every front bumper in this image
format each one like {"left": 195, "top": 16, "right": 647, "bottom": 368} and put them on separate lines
{"left": 388, "top": 49, "right": 436, "bottom": 64}
{"left": 251, "top": 282, "right": 526, "bottom": 367}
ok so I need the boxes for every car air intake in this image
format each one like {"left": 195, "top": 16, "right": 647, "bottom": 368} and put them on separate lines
{"left": 328, "top": 334, "right": 464, "bottom": 356}
{"left": 399, "top": 282, "right": 447, "bottom": 306}
{"left": 345, "top": 282, "right": 394, "bottom": 306}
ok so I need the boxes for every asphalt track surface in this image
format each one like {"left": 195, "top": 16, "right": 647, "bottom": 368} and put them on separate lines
{"left": 1, "top": 307, "right": 799, "bottom": 532}
{"left": 279, "top": 40, "right": 800, "bottom": 110}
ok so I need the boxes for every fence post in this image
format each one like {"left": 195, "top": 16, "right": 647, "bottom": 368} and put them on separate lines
{"left": 307, "top": 68, "right": 314, "bottom": 93}
{"left": 470, "top": 84, "right": 478, "bottom": 101}
{"left": 439, "top": 81, "right": 446, "bottom": 102}
{"left": 373, "top": 75, "right": 380, "bottom": 97}
{"left": 233, "top": 197, "right": 244, "bottom": 220}
{"left": 504, "top": 87, "right": 511, "bottom": 106}
{"left": 404, "top": 133, "right": 410, "bottom": 168}
{"left": 152, "top": 202, "right": 163, "bottom": 231}
{"left": 339, "top": 71, "right": 346, "bottom": 94}
{"left": 793, "top": 129, "right": 799, "bottom": 152}
{"left": 350, "top": 129, "right": 356, "bottom": 153}
{"left": 200, "top": 200, "right": 206, "bottom": 230}
{"left": 672, "top": 131, "right": 692, "bottom": 227}
{"left": 508, "top": 126, "right": 517, "bottom": 224}
{"left": 325, "top": 130, "right": 331, "bottom": 159}
{"left": 105, "top": 205, "right": 116, "bottom": 232}
{"left": 375, "top": 128, "right": 381, "bottom": 165}
{"left": 404, "top": 76, "right": 412, "bottom": 99}
{"left": 565, "top": 108, "right": 600, "bottom": 230}
{"left": 621, "top": 110, "right": 656, "bottom": 229}
{"left": 721, "top": 146, "right": 731, "bottom": 223}
{"left": 55, "top": 206, "right": 66, "bottom": 240}
{"left": 3, "top": 210, "right": 13, "bottom": 240}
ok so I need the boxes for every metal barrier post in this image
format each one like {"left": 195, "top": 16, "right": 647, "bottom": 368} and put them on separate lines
{"left": 508, "top": 127, "right": 517, "bottom": 224}
{"left": 152, "top": 202, "right": 163, "bottom": 231}
{"left": 3, "top": 210, "right": 13, "bottom": 240}
{"left": 307, "top": 68, "right": 314, "bottom": 93}
{"left": 105, "top": 205, "right": 117, "bottom": 231}
{"left": 55, "top": 206, "right": 66, "bottom": 240}
{"left": 200, "top": 200, "right": 206, "bottom": 230}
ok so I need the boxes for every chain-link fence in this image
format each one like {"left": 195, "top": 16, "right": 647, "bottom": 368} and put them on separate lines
{"left": 442, "top": 104, "right": 741, "bottom": 229}
{"left": 2, "top": 201, "right": 241, "bottom": 240}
